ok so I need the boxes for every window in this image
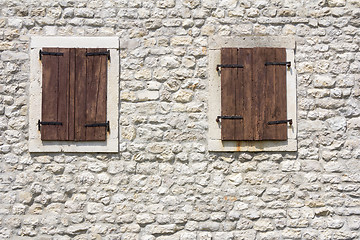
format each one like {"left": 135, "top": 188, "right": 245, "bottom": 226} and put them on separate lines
{"left": 29, "top": 37, "right": 119, "bottom": 152}
{"left": 208, "top": 36, "right": 297, "bottom": 151}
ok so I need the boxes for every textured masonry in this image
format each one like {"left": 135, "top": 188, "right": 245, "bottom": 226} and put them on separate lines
{"left": 1, "top": 0, "right": 360, "bottom": 239}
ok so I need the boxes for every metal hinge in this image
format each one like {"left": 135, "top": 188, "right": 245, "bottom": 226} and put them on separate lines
{"left": 39, "top": 50, "right": 64, "bottom": 60}
{"left": 265, "top": 62, "right": 291, "bottom": 68}
{"left": 86, "top": 50, "right": 110, "bottom": 60}
{"left": 38, "top": 120, "right": 62, "bottom": 131}
{"left": 216, "top": 64, "right": 244, "bottom": 72}
{"left": 85, "top": 121, "right": 110, "bottom": 132}
{"left": 267, "top": 119, "right": 293, "bottom": 126}
{"left": 216, "top": 115, "right": 243, "bottom": 122}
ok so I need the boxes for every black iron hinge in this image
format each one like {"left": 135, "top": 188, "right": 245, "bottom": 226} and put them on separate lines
{"left": 86, "top": 50, "right": 110, "bottom": 60}
{"left": 39, "top": 50, "right": 64, "bottom": 60}
{"left": 267, "top": 119, "right": 293, "bottom": 126}
{"left": 85, "top": 121, "right": 110, "bottom": 132}
{"left": 38, "top": 120, "right": 62, "bottom": 131}
{"left": 265, "top": 62, "right": 291, "bottom": 68}
{"left": 216, "top": 64, "right": 244, "bottom": 72}
{"left": 216, "top": 115, "right": 243, "bottom": 122}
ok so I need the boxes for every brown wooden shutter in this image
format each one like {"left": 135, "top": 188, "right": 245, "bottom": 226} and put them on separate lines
{"left": 75, "top": 48, "right": 107, "bottom": 141}
{"left": 41, "top": 48, "right": 70, "bottom": 141}
{"left": 41, "top": 48, "right": 107, "bottom": 141}
{"left": 220, "top": 47, "right": 287, "bottom": 141}
{"left": 262, "top": 48, "right": 287, "bottom": 140}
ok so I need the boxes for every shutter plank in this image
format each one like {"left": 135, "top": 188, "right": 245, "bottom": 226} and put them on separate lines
{"left": 238, "top": 48, "right": 253, "bottom": 140}
{"left": 221, "top": 48, "right": 237, "bottom": 140}
{"left": 263, "top": 48, "right": 276, "bottom": 140}
{"left": 41, "top": 48, "right": 59, "bottom": 140}
{"left": 75, "top": 48, "right": 87, "bottom": 141}
{"left": 57, "top": 48, "right": 70, "bottom": 140}
{"left": 68, "top": 48, "right": 76, "bottom": 141}
{"left": 85, "top": 48, "right": 107, "bottom": 141}
{"left": 274, "top": 48, "right": 287, "bottom": 140}
{"left": 253, "top": 48, "right": 267, "bottom": 140}
{"left": 234, "top": 49, "right": 243, "bottom": 140}
{"left": 85, "top": 48, "right": 96, "bottom": 140}
{"left": 96, "top": 48, "right": 108, "bottom": 140}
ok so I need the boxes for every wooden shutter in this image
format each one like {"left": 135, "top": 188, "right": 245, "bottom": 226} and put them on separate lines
{"left": 262, "top": 48, "right": 287, "bottom": 140}
{"left": 41, "top": 48, "right": 70, "bottom": 141}
{"left": 41, "top": 48, "right": 107, "bottom": 141}
{"left": 75, "top": 48, "right": 107, "bottom": 141}
{"left": 220, "top": 48, "right": 287, "bottom": 141}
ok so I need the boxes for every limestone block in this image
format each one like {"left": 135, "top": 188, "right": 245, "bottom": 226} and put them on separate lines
{"left": 328, "top": 0, "right": 346, "bottom": 7}
{"left": 313, "top": 75, "right": 335, "bottom": 88}
{"left": 121, "top": 126, "right": 136, "bottom": 140}
{"left": 160, "top": 56, "right": 180, "bottom": 68}
{"left": 67, "top": 223, "right": 90, "bottom": 235}
{"left": 170, "top": 36, "right": 192, "bottom": 46}
{"left": 254, "top": 219, "right": 274, "bottom": 231}
{"left": 18, "top": 192, "right": 33, "bottom": 205}
{"left": 281, "top": 161, "right": 301, "bottom": 172}
{"left": 348, "top": 118, "right": 360, "bottom": 130}
{"left": 201, "top": 24, "right": 215, "bottom": 36}
{"left": 87, "top": 202, "right": 103, "bottom": 214}
{"left": 146, "top": 224, "right": 177, "bottom": 234}
{"left": 137, "top": 90, "right": 159, "bottom": 101}
{"left": 1, "top": 51, "right": 28, "bottom": 61}
{"left": 157, "top": 0, "right": 176, "bottom": 8}
{"left": 182, "top": 19, "right": 194, "bottom": 28}
{"left": 135, "top": 213, "right": 156, "bottom": 225}
{"left": 74, "top": 8, "right": 94, "bottom": 18}
{"left": 247, "top": 8, "right": 260, "bottom": 17}
{"left": 228, "top": 173, "right": 243, "bottom": 185}
{"left": 174, "top": 89, "right": 194, "bottom": 103}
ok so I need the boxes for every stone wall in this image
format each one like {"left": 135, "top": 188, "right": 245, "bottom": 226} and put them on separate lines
{"left": 1, "top": 0, "right": 360, "bottom": 239}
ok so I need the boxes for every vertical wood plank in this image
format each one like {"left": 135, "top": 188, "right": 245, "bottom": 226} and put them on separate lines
{"left": 75, "top": 48, "right": 87, "bottom": 141}
{"left": 95, "top": 48, "right": 108, "bottom": 140}
{"left": 68, "top": 48, "right": 76, "bottom": 141}
{"left": 238, "top": 48, "right": 253, "bottom": 140}
{"left": 252, "top": 48, "right": 266, "bottom": 140}
{"left": 234, "top": 48, "right": 243, "bottom": 140}
{"left": 274, "top": 48, "right": 287, "bottom": 140}
{"left": 41, "top": 48, "right": 59, "bottom": 140}
{"left": 85, "top": 48, "right": 107, "bottom": 141}
{"left": 85, "top": 48, "right": 96, "bottom": 140}
{"left": 221, "top": 48, "right": 237, "bottom": 140}
{"left": 57, "top": 48, "right": 70, "bottom": 140}
{"left": 263, "top": 48, "right": 276, "bottom": 140}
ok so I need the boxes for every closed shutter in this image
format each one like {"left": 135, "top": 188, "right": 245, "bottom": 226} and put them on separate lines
{"left": 41, "top": 48, "right": 70, "bottom": 141}
{"left": 262, "top": 48, "right": 287, "bottom": 140}
{"left": 75, "top": 48, "right": 107, "bottom": 141}
{"left": 220, "top": 47, "right": 287, "bottom": 141}
{"left": 41, "top": 48, "right": 107, "bottom": 141}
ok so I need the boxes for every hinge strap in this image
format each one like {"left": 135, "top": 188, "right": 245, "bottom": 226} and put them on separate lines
{"left": 39, "top": 50, "right": 64, "bottom": 60}
{"left": 86, "top": 50, "right": 110, "bottom": 60}
{"left": 216, "top": 64, "right": 244, "bottom": 72}
{"left": 267, "top": 119, "right": 292, "bottom": 126}
{"left": 265, "top": 62, "right": 291, "bottom": 67}
{"left": 85, "top": 121, "right": 110, "bottom": 132}
{"left": 216, "top": 115, "right": 243, "bottom": 122}
{"left": 38, "top": 120, "right": 62, "bottom": 131}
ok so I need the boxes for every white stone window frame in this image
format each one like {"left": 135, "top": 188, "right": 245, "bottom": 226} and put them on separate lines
{"left": 208, "top": 36, "right": 297, "bottom": 152}
{"left": 29, "top": 37, "right": 119, "bottom": 153}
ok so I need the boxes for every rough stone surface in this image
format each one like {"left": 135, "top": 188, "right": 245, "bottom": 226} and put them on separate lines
{"left": 0, "top": 0, "right": 359, "bottom": 239}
